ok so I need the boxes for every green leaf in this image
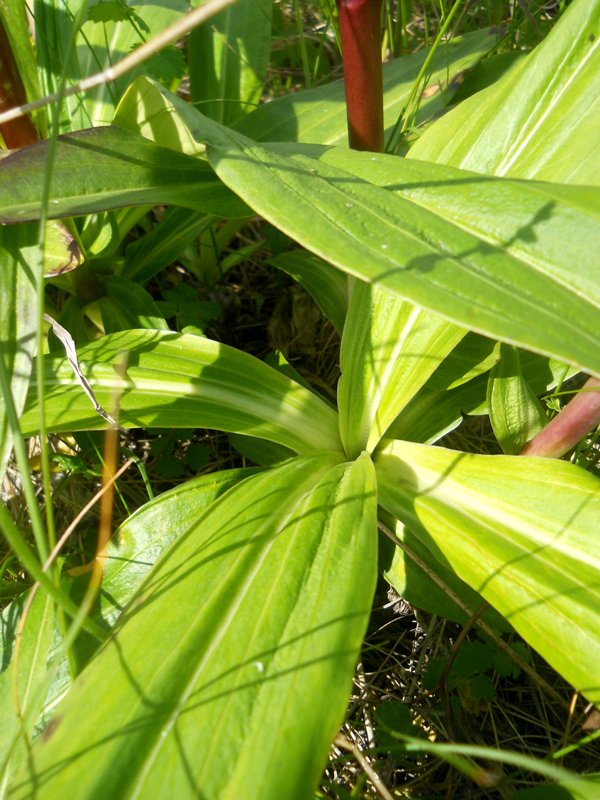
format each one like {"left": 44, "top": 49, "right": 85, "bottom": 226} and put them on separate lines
{"left": 20, "top": 329, "right": 343, "bottom": 454}
{"left": 0, "top": 126, "right": 249, "bottom": 223}
{"left": 338, "top": 282, "right": 465, "bottom": 457}
{"left": 94, "top": 275, "right": 169, "bottom": 333}
{"left": 44, "top": 468, "right": 257, "bottom": 715}
{"left": 235, "top": 29, "right": 499, "bottom": 145}
{"left": 269, "top": 249, "right": 348, "bottom": 335}
{"left": 188, "top": 0, "right": 272, "bottom": 126}
{"left": 487, "top": 344, "right": 547, "bottom": 454}
{"left": 187, "top": 118, "right": 600, "bottom": 376}
{"left": 87, "top": 0, "right": 131, "bottom": 24}
{"left": 35, "top": 0, "right": 189, "bottom": 131}
{"left": 228, "top": 432, "right": 294, "bottom": 466}
{"left": 10, "top": 452, "right": 378, "bottom": 799}
{"left": 0, "top": 224, "right": 40, "bottom": 481}
{"left": 388, "top": 347, "right": 571, "bottom": 445}
{"left": 0, "top": 592, "right": 55, "bottom": 790}
{"left": 424, "top": 333, "right": 499, "bottom": 391}
{"left": 105, "top": 468, "right": 254, "bottom": 620}
{"left": 375, "top": 439, "right": 600, "bottom": 705}
{"left": 123, "top": 208, "right": 217, "bottom": 284}
{"left": 408, "top": 0, "right": 600, "bottom": 184}
{"left": 381, "top": 513, "right": 511, "bottom": 630}
{"left": 306, "top": 146, "right": 600, "bottom": 320}
{"left": 113, "top": 75, "right": 207, "bottom": 155}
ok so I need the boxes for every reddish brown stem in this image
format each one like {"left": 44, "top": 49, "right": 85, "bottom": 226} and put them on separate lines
{"left": 0, "top": 19, "right": 38, "bottom": 147}
{"left": 520, "top": 377, "right": 600, "bottom": 458}
{"left": 337, "top": 0, "right": 384, "bottom": 152}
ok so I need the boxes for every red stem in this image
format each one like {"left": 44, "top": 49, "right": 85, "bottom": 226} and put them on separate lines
{"left": 0, "top": 19, "right": 38, "bottom": 147}
{"left": 337, "top": 0, "right": 384, "bottom": 152}
{"left": 520, "top": 377, "right": 600, "bottom": 458}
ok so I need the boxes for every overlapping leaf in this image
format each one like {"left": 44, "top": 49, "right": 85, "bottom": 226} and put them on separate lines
{"left": 183, "top": 113, "right": 599, "bottom": 375}
{"left": 188, "top": 0, "right": 272, "bottom": 127}
{"left": 0, "top": 593, "right": 55, "bottom": 792}
{"left": 235, "top": 29, "right": 499, "bottom": 145}
{"left": 19, "top": 329, "right": 343, "bottom": 454}
{"left": 338, "top": 281, "right": 465, "bottom": 457}
{"left": 35, "top": 0, "right": 189, "bottom": 131}
{"left": 0, "top": 224, "right": 40, "bottom": 480}
{"left": 9, "top": 452, "right": 377, "bottom": 800}
{"left": 0, "top": 126, "right": 248, "bottom": 223}
{"left": 408, "top": 0, "right": 600, "bottom": 184}
{"left": 375, "top": 440, "right": 600, "bottom": 704}
{"left": 43, "top": 468, "right": 257, "bottom": 717}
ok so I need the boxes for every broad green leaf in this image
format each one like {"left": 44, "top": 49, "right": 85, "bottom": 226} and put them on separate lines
{"left": 42, "top": 468, "right": 257, "bottom": 717}
{"left": 381, "top": 513, "right": 510, "bottom": 630}
{"left": 448, "top": 51, "right": 529, "bottom": 106}
{"left": 386, "top": 377, "right": 489, "bottom": 444}
{"left": 113, "top": 75, "right": 207, "bottom": 155}
{"left": 93, "top": 275, "right": 169, "bottom": 334}
{"left": 228, "top": 432, "right": 293, "bottom": 466}
{"left": 269, "top": 249, "right": 348, "bottom": 335}
{"left": 176, "top": 111, "right": 600, "bottom": 375}
{"left": 35, "top": 0, "right": 189, "bottom": 131}
{"left": 0, "top": 592, "right": 54, "bottom": 793}
{"left": 408, "top": 0, "right": 600, "bottom": 184}
{"left": 10, "top": 452, "right": 378, "bottom": 799}
{"left": 375, "top": 439, "right": 600, "bottom": 704}
{"left": 487, "top": 344, "right": 547, "bottom": 454}
{"left": 188, "top": 0, "right": 272, "bottom": 127}
{"left": 101, "top": 468, "right": 257, "bottom": 625}
{"left": 41, "top": 221, "right": 82, "bottom": 278}
{"left": 338, "top": 282, "right": 465, "bottom": 457}
{"left": 235, "top": 29, "right": 499, "bottom": 145}
{"left": 424, "top": 333, "right": 499, "bottom": 391}
{"left": 77, "top": 204, "right": 152, "bottom": 258}
{"left": 388, "top": 348, "right": 571, "bottom": 445}
{"left": 0, "top": 224, "right": 40, "bottom": 481}
{"left": 122, "top": 207, "right": 217, "bottom": 284}
{"left": 0, "top": 126, "right": 249, "bottom": 223}
{"left": 304, "top": 146, "right": 600, "bottom": 313}
{"left": 20, "top": 329, "right": 343, "bottom": 454}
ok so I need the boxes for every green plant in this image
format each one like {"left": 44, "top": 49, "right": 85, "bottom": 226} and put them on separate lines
{"left": 0, "top": 0, "right": 599, "bottom": 797}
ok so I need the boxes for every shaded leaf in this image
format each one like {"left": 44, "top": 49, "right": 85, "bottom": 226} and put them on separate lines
{"left": 20, "top": 329, "right": 343, "bottom": 454}
{"left": 339, "top": 282, "right": 465, "bottom": 456}
{"left": 0, "top": 592, "right": 54, "bottom": 788}
{"left": 236, "top": 29, "right": 499, "bottom": 145}
{"left": 0, "top": 126, "right": 249, "bottom": 223}
{"left": 189, "top": 0, "right": 272, "bottom": 126}
{"left": 375, "top": 439, "right": 600, "bottom": 704}
{"left": 487, "top": 344, "right": 547, "bottom": 454}
{"left": 408, "top": 0, "right": 600, "bottom": 184}
{"left": 9, "top": 452, "right": 378, "bottom": 799}
{"left": 0, "top": 224, "right": 40, "bottom": 480}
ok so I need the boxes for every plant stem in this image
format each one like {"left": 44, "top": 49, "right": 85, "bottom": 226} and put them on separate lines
{"left": 520, "top": 377, "right": 600, "bottom": 458}
{"left": 337, "top": 0, "right": 384, "bottom": 152}
{"left": 0, "top": 19, "right": 38, "bottom": 147}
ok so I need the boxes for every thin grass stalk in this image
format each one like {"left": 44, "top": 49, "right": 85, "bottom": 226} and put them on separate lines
{"left": 386, "top": 0, "right": 465, "bottom": 152}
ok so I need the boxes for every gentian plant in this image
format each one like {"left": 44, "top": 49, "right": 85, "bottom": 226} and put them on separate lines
{"left": 0, "top": 0, "right": 599, "bottom": 797}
